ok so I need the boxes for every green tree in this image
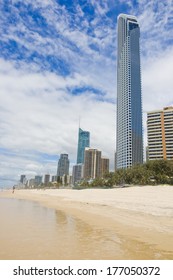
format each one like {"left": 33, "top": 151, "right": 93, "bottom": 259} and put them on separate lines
{"left": 90, "top": 177, "right": 105, "bottom": 187}
{"left": 57, "top": 176, "right": 62, "bottom": 185}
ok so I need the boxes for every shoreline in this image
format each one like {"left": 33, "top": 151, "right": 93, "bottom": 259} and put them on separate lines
{"left": 1, "top": 185, "right": 173, "bottom": 259}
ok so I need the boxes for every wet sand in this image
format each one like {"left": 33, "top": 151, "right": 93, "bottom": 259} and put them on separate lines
{"left": 0, "top": 185, "right": 173, "bottom": 259}
{"left": 0, "top": 197, "right": 124, "bottom": 260}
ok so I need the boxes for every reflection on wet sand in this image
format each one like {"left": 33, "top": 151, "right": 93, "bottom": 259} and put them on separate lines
{"left": 0, "top": 198, "right": 123, "bottom": 259}
{"left": 0, "top": 197, "right": 172, "bottom": 260}
{"left": 54, "top": 208, "right": 124, "bottom": 259}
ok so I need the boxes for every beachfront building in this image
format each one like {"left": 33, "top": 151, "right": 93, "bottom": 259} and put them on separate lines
{"left": 20, "top": 174, "right": 26, "bottom": 184}
{"left": 44, "top": 174, "right": 50, "bottom": 186}
{"left": 52, "top": 175, "right": 57, "bottom": 182}
{"left": 61, "top": 174, "right": 72, "bottom": 187}
{"left": 72, "top": 163, "right": 84, "bottom": 185}
{"left": 116, "top": 14, "right": 143, "bottom": 169}
{"left": 27, "top": 178, "right": 35, "bottom": 188}
{"left": 34, "top": 175, "right": 42, "bottom": 186}
{"left": 57, "top": 154, "right": 69, "bottom": 177}
{"left": 77, "top": 128, "right": 90, "bottom": 164}
{"left": 83, "top": 148, "right": 102, "bottom": 180}
{"left": 101, "top": 157, "right": 109, "bottom": 177}
{"left": 147, "top": 107, "right": 173, "bottom": 160}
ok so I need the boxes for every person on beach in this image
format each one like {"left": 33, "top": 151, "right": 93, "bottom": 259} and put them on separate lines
{"left": 12, "top": 186, "right": 15, "bottom": 193}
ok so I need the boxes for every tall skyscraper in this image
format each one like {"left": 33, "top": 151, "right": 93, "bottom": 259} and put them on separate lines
{"left": 57, "top": 154, "right": 69, "bottom": 177}
{"left": 116, "top": 14, "right": 143, "bottom": 169}
{"left": 77, "top": 128, "right": 90, "bottom": 164}
{"left": 147, "top": 107, "right": 173, "bottom": 161}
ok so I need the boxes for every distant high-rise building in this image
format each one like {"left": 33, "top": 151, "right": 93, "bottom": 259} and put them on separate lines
{"left": 34, "top": 175, "right": 42, "bottom": 186}
{"left": 72, "top": 164, "right": 83, "bottom": 185}
{"left": 28, "top": 178, "right": 35, "bottom": 188}
{"left": 52, "top": 175, "right": 57, "bottom": 182}
{"left": 101, "top": 158, "right": 109, "bottom": 177}
{"left": 83, "top": 148, "right": 101, "bottom": 179}
{"left": 57, "top": 154, "right": 69, "bottom": 177}
{"left": 44, "top": 174, "right": 50, "bottom": 186}
{"left": 147, "top": 107, "right": 173, "bottom": 160}
{"left": 116, "top": 14, "right": 143, "bottom": 169}
{"left": 77, "top": 128, "right": 90, "bottom": 164}
{"left": 20, "top": 174, "right": 26, "bottom": 184}
{"left": 61, "top": 174, "right": 72, "bottom": 186}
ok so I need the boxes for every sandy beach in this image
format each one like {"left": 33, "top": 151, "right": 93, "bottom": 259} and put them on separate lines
{"left": 1, "top": 185, "right": 173, "bottom": 259}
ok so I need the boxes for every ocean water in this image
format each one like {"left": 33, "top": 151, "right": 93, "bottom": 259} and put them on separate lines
{"left": 0, "top": 197, "right": 123, "bottom": 260}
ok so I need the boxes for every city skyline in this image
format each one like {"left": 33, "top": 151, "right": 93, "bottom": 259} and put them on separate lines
{"left": 0, "top": 1, "right": 173, "bottom": 187}
{"left": 116, "top": 14, "right": 143, "bottom": 169}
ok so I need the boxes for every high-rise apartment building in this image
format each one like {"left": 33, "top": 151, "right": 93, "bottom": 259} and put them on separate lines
{"left": 77, "top": 128, "right": 90, "bottom": 164}
{"left": 34, "top": 175, "right": 42, "bottom": 186}
{"left": 72, "top": 164, "right": 83, "bottom": 185}
{"left": 116, "top": 14, "right": 143, "bottom": 169}
{"left": 57, "top": 154, "right": 69, "bottom": 177}
{"left": 20, "top": 174, "right": 26, "bottom": 184}
{"left": 83, "top": 148, "right": 102, "bottom": 179}
{"left": 101, "top": 157, "right": 109, "bottom": 177}
{"left": 27, "top": 178, "right": 35, "bottom": 188}
{"left": 52, "top": 175, "right": 57, "bottom": 182}
{"left": 147, "top": 107, "right": 173, "bottom": 160}
{"left": 44, "top": 174, "right": 50, "bottom": 186}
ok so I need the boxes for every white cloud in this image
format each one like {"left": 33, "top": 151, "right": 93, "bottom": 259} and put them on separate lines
{"left": 142, "top": 47, "right": 173, "bottom": 112}
{"left": 141, "top": 46, "right": 173, "bottom": 151}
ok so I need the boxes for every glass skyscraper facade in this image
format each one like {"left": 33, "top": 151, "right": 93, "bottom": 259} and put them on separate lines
{"left": 77, "top": 128, "right": 90, "bottom": 164}
{"left": 57, "top": 154, "right": 69, "bottom": 176}
{"left": 116, "top": 14, "right": 143, "bottom": 169}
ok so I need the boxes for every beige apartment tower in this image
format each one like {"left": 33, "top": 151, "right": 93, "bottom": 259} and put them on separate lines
{"left": 147, "top": 107, "right": 173, "bottom": 160}
{"left": 101, "top": 157, "right": 109, "bottom": 177}
{"left": 83, "top": 148, "right": 102, "bottom": 179}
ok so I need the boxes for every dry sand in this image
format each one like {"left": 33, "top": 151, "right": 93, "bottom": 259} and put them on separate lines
{"left": 1, "top": 185, "right": 173, "bottom": 259}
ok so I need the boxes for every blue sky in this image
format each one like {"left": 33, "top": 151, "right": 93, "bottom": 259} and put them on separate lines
{"left": 0, "top": 0, "right": 173, "bottom": 187}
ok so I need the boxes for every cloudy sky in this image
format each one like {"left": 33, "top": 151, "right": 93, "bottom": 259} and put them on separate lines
{"left": 0, "top": 0, "right": 173, "bottom": 187}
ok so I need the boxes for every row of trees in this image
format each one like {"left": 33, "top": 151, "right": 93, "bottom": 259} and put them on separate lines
{"left": 29, "top": 175, "right": 69, "bottom": 189}
{"left": 78, "top": 160, "right": 173, "bottom": 188}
